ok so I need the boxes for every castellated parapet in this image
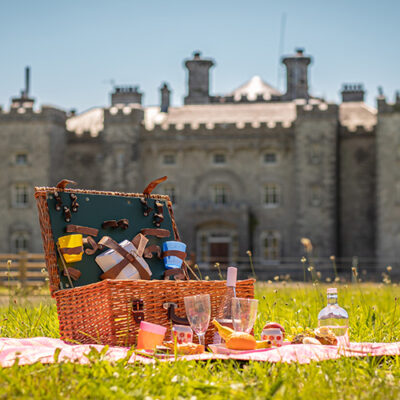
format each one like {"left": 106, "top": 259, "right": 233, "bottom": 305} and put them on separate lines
{"left": 0, "top": 104, "right": 66, "bottom": 123}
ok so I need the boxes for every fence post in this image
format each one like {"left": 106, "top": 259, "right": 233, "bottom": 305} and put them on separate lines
{"left": 19, "top": 251, "right": 27, "bottom": 288}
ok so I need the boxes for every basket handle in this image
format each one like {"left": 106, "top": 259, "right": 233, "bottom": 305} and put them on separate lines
{"left": 163, "top": 302, "right": 189, "bottom": 325}
{"left": 142, "top": 176, "right": 167, "bottom": 197}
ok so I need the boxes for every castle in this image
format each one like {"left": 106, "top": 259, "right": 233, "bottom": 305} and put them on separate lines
{"left": 1, "top": 48, "right": 399, "bottom": 277}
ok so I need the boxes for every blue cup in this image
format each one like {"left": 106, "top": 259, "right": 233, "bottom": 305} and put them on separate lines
{"left": 162, "top": 241, "right": 187, "bottom": 269}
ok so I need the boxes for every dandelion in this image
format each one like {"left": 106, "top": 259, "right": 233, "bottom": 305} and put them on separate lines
{"left": 316, "top": 271, "right": 322, "bottom": 279}
{"left": 330, "top": 255, "right": 335, "bottom": 261}
{"left": 246, "top": 250, "right": 252, "bottom": 257}
{"left": 307, "top": 266, "right": 314, "bottom": 272}
{"left": 326, "top": 277, "right": 332, "bottom": 283}
{"left": 246, "top": 250, "right": 256, "bottom": 279}
{"left": 387, "top": 266, "right": 392, "bottom": 272}
{"left": 274, "top": 275, "right": 279, "bottom": 281}
{"left": 300, "top": 238, "right": 313, "bottom": 253}
{"left": 335, "top": 277, "right": 341, "bottom": 283}
{"left": 205, "top": 275, "right": 210, "bottom": 281}
{"left": 267, "top": 280, "right": 272, "bottom": 284}
{"left": 301, "top": 256, "right": 306, "bottom": 263}
{"left": 214, "top": 263, "right": 223, "bottom": 280}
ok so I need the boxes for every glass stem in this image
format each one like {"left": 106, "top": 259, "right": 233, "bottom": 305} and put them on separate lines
{"left": 198, "top": 333, "right": 205, "bottom": 346}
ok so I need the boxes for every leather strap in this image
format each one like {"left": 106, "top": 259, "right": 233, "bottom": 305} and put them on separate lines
{"left": 162, "top": 250, "right": 186, "bottom": 260}
{"left": 102, "top": 220, "right": 118, "bottom": 229}
{"left": 63, "top": 267, "right": 82, "bottom": 281}
{"left": 164, "top": 268, "right": 185, "bottom": 280}
{"left": 99, "top": 236, "right": 150, "bottom": 280}
{"left": 140, "top": 228, "right": 170, "bottom": 238}
{"left": 60, "top": 246, "right": 83, "bottom": 255}
{"left": 66, "top": 225, "right": 99, "bottom": 237}
{"left": 143, "top": 176, "right": 167, "bottom": 197}
{"left": 84, "top": 236, "right": 104, "bottom": 255}
{"left": 143, "top": 244, "right": 161, "bottom": 259}
{"left": 56, "top": 179, "right": 77, "bottom": 189}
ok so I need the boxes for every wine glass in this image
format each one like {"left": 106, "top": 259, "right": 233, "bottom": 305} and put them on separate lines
{"left": 231, "top": 298, "right": 258, "bottom": 333}
{"left": 184, "top": 294, "right": 211, "bottom": 346}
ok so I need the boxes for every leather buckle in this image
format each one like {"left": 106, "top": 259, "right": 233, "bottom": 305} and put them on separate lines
{"left": 132, "top": 299, "right": 144, "bottom": 323}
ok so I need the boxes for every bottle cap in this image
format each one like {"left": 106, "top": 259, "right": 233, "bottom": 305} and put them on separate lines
{"left": 327, "top": 287, "right": 337, "bottom": 294}
{"left": 226, "top": 267, "right": 237, "bottom": 287}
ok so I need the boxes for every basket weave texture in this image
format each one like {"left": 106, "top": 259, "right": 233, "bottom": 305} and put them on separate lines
{"left": 35, "top": 186, "right": 254, "bottom": 346}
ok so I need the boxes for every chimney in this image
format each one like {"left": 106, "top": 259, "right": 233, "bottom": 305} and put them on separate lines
{"left": 160, "top": 82, "right": 171, "bottom": 112}
{"left": 282, "top": 48, "right": 312, "bottom": 100}
{"left": 111, "top": 86, "right": 143, "bottom": 106}
{"left": 184, "top": 51, "right": 215, "bottom": 105}
{"left": 341, "top": 84, "right": 365, "bottom": 102}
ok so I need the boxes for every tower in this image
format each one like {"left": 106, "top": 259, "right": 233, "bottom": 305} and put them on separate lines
{"left": 184, "top": 51, "right": 215, "bottom": 105}
{"left": 282, "top": 48, "right": 311, "bottom": 100}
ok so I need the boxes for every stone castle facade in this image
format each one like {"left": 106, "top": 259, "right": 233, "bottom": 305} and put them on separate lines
{"left": 1, "top": 49, "right": 399, "bottom": 276}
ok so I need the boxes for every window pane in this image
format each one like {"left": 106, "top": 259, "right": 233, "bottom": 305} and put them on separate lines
{"left": 163, "top": 154, "right": 176, "bottom": 165}
{"left": 16, "top": 153, "right": 28, "bottom": 165}
{"left": 263, "top": 232, "right": 280, "bottom": 260}
{"left": 164, "top": 185, "right": 176, "bottom": 204}
{"left": 264, "top": 153, "right": 277, "bottom": 164}
{"left": 13, "top": 184, "right": 29, "bottom": 207}
{"left": 264, "top": 184, "right": 280, "bottom": 205}
{"left": 213, "top": 185, "right": 227, "bottom": 204}
{"left": 214, "top": 154, "right": 226, "bottom": 164}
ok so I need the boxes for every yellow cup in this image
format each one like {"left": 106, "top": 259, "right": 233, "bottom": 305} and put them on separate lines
{"left": 57, "top": 234, "right": 83, "bottom": 263}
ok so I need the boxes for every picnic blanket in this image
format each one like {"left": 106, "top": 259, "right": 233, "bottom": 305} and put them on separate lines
{"left": 1, "top": 338, "right": 400, "bottom": 367}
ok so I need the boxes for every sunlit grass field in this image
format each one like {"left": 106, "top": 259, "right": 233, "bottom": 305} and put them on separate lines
{"left": 1, "top": 283, "right": 400, "bottom": 399}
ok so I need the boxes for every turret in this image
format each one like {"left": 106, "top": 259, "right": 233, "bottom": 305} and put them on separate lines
{"left": 184, "top": 51, "right": 215, "bottom": 105}
{"left": 111, "top": 86, "right": 143, "bottom": 106}
{"left": 160, "top": 82, "right": 171, "bottom": 112}
{"left": 282, "top": 48, "right": 311, "bottom": 101}
{"left": 341, "top": 84, "right": 365, "bottom": 102}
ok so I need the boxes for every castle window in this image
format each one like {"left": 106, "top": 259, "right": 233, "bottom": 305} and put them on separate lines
{"left": 212, "top": 185, "right": 228, "bottom": 204}
{"left": 264, "top": 152, "right": 277, "bottom": 164}
{"left": 263, "top": 184, "right": 280, "bottom": 206}
{"left": 164, "top": 184, "right": 177, "bottom": 204}
{"left": 15, "top": 153, "right": 28, "bottom": 165}
{"left": 213, "top": 153, "right": 226, "bottom": 164}
{"left": 262, "top": 231, "right": 280, "bottom": 260}
{"left": 11, "top": 231, "right": 30, "bottom": 253}
{"left": 163, "top": 154, "right": 176, "bottom": 165}
{"left": 12, "top": 183, "right": 29, "bottom": 208}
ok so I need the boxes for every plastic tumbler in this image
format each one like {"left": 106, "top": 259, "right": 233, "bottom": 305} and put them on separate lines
{"left": 136, "top": 321, "right": 167, "bottom": 350}
{"left": 162, "top": 241, "right": 187, "bottom": 269}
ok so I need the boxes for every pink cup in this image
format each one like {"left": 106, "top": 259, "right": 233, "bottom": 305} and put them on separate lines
{"left": 261, "top": 328, "right": 283, "bottom": 347}
{"left": 172, "top": 325, "right": 193, "bottom": 344}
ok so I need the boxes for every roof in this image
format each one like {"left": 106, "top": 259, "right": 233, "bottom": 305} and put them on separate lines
{"left": 339, "top": 102, "right": 377, "bottom": 131}
{"left": 66, "top": 107, "right": 104, "bottom": 136}
{"left": 227, "top": 75, "right": 281, "bottom": 101}
{"left": 144, "top": 102, "right": 296, "bottom": 130}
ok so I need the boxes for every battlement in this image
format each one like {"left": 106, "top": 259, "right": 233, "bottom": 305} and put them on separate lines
{"left": 0, "top": 104, "right": 66, "bottom": 123}
{"left": 377, "top": 92, "right": 400, "bottom": 113}
{"left": 145, "top": 120, "right": 293, "bottom": 134}
{"left": 67, "top": 130, "right": 101, "bottom": 143}
{"left": 210, "top": 93, "right": 283, "bottom": 104}
{"left": 296, "top": 101, "right": 338, "bottom": 116}
{"left": 104, "top": 104, "right": 144, "bottom": 124}
{"left": 341, "top": 124, "right": 376, "bottom": 135}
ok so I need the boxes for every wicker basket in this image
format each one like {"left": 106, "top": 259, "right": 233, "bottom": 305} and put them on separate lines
{"left": 35, "top": 186, "right": 254, "bottom": 346}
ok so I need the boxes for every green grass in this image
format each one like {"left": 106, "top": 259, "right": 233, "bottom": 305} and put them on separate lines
{"left": 1, "top": 283, "right": 400, "bottom": 399}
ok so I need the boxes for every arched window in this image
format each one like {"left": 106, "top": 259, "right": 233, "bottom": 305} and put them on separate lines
{"left": 11, "top": 231, "right": 30, "bottom": 253}
{"left": 212, "top": 184, "right": 229, "bottom": 204}
{"left": 262, "top": 231, "right": 280, "bottom": 260}
{"left": 263, "top": 184, "right": 280, "bottom": 206}
{"left": 164, "top": 184, "right": 177, "bottom": 204}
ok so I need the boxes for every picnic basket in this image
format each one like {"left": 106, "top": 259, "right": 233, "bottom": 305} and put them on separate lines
{"left": 35, "top": 182, "right": 254, "bottom": 346}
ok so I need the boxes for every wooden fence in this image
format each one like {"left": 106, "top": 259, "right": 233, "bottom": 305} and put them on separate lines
{"left": 0, "top": 253, "right": 47, "bottom": 287}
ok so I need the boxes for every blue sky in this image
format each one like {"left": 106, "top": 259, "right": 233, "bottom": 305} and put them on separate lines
{"left": 0, "top": 0, "right": 399, "bottom": 112}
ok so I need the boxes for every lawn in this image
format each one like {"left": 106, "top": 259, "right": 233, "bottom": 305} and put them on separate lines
{"left": 1, "top": 283, "right": 400, "bottom": 399}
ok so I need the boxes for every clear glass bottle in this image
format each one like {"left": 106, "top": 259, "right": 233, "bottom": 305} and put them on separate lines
{"left": 213, "top": 266, "right": 237, "bottom": 344}
{"left": 318, "top": 287, "right": 349, "bottom": 346}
